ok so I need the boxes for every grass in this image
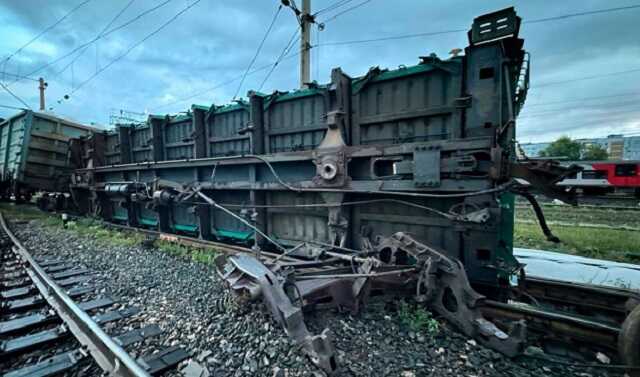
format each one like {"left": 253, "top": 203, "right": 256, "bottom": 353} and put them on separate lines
{"left": 515, "top": 204, "right": 639, "bottom": 229}
{"left": 153, "top": 239, "right": 218, "bottom": 264}
{"left": 514, "top": 216, "right": 640, "bottom": 263}
{"left": 397, "top": 300, "right": 439, "bottom": 336}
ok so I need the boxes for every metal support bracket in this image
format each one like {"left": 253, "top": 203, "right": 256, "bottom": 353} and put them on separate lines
{"left": 214, "top": 254, "right": 337, "bottom": 374}
{"left": 413, "top": 145, "right": 441, "bottom": 188}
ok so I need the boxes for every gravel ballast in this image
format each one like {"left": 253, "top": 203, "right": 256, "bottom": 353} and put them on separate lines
{"left": 12, "top": 217, "right": 623, "bottom": 377}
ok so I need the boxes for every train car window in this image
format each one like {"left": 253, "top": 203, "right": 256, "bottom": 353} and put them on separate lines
{"left": 614, "top": 164, "right": 637, "bottom": 177}
{"left": 582, "top": 170, "right": 607, "bottom": 179}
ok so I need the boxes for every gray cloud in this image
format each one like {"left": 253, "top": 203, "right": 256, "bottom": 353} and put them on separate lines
{"left": 0, "top": 0, "right": 638, "bottom": 142}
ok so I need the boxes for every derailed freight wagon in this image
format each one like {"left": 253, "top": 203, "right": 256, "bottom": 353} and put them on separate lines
{"left": 0, "top": 110, "right": 97, "bottom": 201}
{"left": 73, "top": 8, "right": 529, "bottom": 295}
{"left": 69, "top": 8, "right": 640, "bottom": 374}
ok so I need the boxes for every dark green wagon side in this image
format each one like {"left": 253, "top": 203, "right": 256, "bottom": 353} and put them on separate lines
{"left": 0, "top": 110, "right": 97, "bottom": 199}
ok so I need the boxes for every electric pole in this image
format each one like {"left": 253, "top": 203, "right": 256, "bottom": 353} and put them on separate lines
{"left": 299, "top": 0, "right": 311, "bottom": 88}
{"left": 38, "top": 77, "right": 47, "bottom": 111}
{"left": 282, "top": 0, "right": 313, "bottom": 88}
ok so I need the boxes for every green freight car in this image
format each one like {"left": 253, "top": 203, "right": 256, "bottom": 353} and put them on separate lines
{"left": 0, "top": 110, "right": 97, "bottom": 200}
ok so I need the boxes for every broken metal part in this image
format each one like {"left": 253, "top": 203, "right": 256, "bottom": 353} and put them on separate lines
{"left": 510, "top": 159, "right": 582, "bottom": 205}
{"left": 513, "top": 190, "right": 560, "bottom": 243}
{"left": 214, "top": 253, "right": 337, "bottom": 374}
{"left": 374, "top": 232, "right": 527, "bottom": 357}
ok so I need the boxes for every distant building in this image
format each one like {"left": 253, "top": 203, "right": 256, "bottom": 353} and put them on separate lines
{"left": 624, "top": 136, "right": 640, "bottom": 160}
{"left": 519, "top": 142, "right": 550, "bottom": 158}
{"left": 519, "top": 134, "right": 639, "bottom": 160}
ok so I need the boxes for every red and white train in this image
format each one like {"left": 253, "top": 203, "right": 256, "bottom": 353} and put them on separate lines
{"left": 558, "top": 160, "right": 640, "bottom": 197}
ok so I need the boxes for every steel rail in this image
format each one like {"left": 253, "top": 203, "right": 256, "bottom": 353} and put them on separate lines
{"left": 0, "top": 212, "right": 151, "bottom": 377}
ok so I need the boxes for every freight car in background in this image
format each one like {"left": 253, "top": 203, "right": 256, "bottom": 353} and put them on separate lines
{"left": 558, "top": 160, "right": 640, "bottom": 197}
{"left": 0, "top": 110, "right": 98, "bottom": 202}
{"left": 70, "top": 7, "right": 530, "bottom": 299}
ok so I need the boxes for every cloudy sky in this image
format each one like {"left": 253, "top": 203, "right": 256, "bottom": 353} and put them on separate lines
{"left": 0, "top": 0, "right": 638, "bottom": 142}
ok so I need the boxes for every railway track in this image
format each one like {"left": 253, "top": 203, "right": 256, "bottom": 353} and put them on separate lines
{"left": 0, "top": 213, "right": 189, "bottom": 377}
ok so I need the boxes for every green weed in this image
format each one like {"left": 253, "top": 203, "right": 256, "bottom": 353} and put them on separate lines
{"left": 153, "top": 239, "right": 217, "bottom": 264}
{"left": 397, "top": 300, "right": 439, "bottom": 336}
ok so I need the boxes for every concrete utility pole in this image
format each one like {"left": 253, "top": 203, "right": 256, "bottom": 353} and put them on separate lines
{"left": 38, "top": 77, "right": 47, "bottom": 111}
{"left": 299, "top": 0, "right": 311, "bottom": 88}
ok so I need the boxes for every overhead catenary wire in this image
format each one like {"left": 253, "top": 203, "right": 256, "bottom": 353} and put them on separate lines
{"left": 258, "top": 27, "right": 300, "bottom": 92}
{"left": 525, "top": 92, "right": 640, "bottom": 107}
{"left": 0, "top": 103, "right": 28, "bottom": 111}
{"left": 519, "top": 107, "right": 640, "bottom": 120}
{"left": 320, "top": 0, "right": 373, "bottom": 23}
{"left": 531, "top": 68, "right": 640, "bottom": 88}
{"left": 313, "top": 0, "right": 355, "bottom": 16}
{"left": 14, "top": 0, "right": 175, "bottom": 83}
{"left": 152, "top": 48, "right": 303, "bottom": 111}
{"left": 0, "top": 72, "right": 39, "bottom": 82}
{"left": 1, "top": 0, "right": 93, "bottom": 65}
{"left": 317, "top": 3, "right": 640, "bottom": 46}
{"left": 0, "top": 81, "right": 32, "bottom": 109}
{"left": 524, "top": 4, "right": 640, "bottom": 24}
{"left": 519, "top": 98, "right": 640, "bottom": 117}
{"left": 152, "top": 3, "right": 640, "bottom": 112}
{"left": 232, "top": 4, "right": 283, "bottom": 100}
{"left": 55, "top": 0, "right": 136, "bottom": 78}
{"left": 59, "top": 0, "right": 202, "bottom": 102}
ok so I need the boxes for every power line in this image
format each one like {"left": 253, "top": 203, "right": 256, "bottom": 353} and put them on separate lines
{"left": 321, "top": 0, "right": 372, "bottom": 23}
{"left": 55, "top": 0, "right": 136, "bottom": 78}
{"left": 532, "top": 68, "right": 640, "bottom": 88}
{"left": 0, "top": 72, "right": 39, "bottom": 82}
{"left": 525, "top": 92, "right": 640, "bottom": 107}
{"left": 1, "top": 0, "right": 92, "bottom": 65}
{"left": 60, "top": 0, "right": 201, "bottom": 102}
{"left": 152, "top": 49, "right": 303, "bottom": 112}
{"left": 519, "top": 108, "right": 640, "bottom": 123}
{"left": 319, "top": 28, "right": 465, "bottom": 46}
{"left": 0, "top": 81, "right": 32, "bottom": 109}
{"left": 317, "top": 3, "right": 640, "bottom": 47}
{"left": 153, "top": 3, "right": 640, "bottom": 112}
{"left": 0, "top": 103, "right": 28, "bottom": 111}
{"left": 520, "top": 99, "right": 640, "bottom": 117}
{"left": 232, "top": 4, "right": 283, "bottom": 100}
{"left": 258, "top": 27, "right": 299, "bottom": 91}
{"left": 518, "top": 115, "right": 632, "bottom": 138}
{"left": 524, "top": 4, "right": 640, "bottom": 24}
{"left": 313, "top": 0, "right": 355, "bottom": 16}
{"left": 15, "top": 0, "right": 174, "bottom": 83}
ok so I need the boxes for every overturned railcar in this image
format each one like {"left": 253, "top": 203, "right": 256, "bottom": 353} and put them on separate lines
{"left": 72, "top": 8, "right": 529, "bottom": 296}
{"left": 0, "top": 110, "right": 97, "bottom": 200}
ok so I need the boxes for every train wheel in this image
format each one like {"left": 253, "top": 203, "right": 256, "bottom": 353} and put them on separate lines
{"left": 619, "top": 304, "right": 640, "bottom": 375}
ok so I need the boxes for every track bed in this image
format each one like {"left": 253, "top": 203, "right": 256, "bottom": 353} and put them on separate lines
{"left": 7, "top": 214, "right": 628, "bottom": 377}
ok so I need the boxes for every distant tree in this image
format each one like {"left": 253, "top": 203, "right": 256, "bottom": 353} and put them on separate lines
{"left": 539, "top": 136, "right": 582, "bottom": 160}
{"left": 581, "top": 144, "right": 608, "bottom": 161}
